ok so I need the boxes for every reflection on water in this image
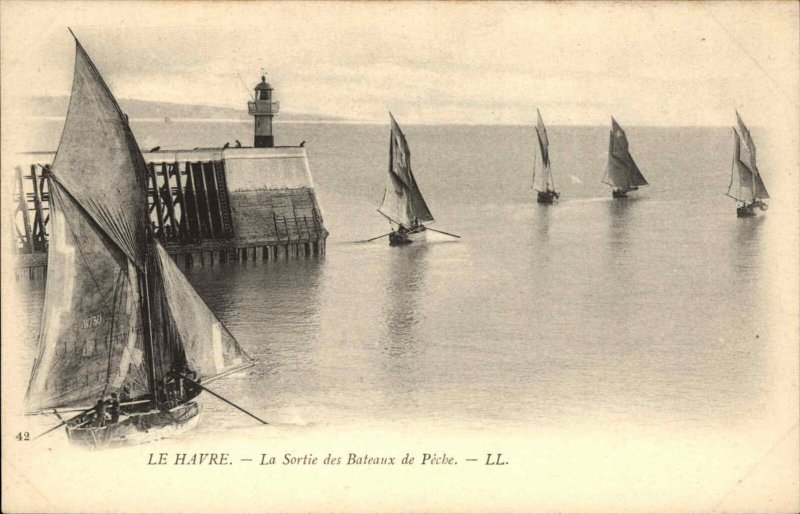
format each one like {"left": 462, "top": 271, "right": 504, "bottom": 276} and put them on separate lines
{"left": 606, "top": 196, "right": 642, "bottom": 251}
{"left": 604, "top": 197, "right": 644, "bottom": 288}
{"left": 730, "top": 215, "right": 764, "bottom": 278}
{"left": 533, "top": 204, "right": 552, "bottom": 243}
{"left": 379, "top": 243, "right": 430, "bottom": 409}
{"left": 382, "top": 243, "right": 429, "bottom": 352}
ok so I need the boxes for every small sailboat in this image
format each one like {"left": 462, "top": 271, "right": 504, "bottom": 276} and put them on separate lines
{"left": 726, "top": 112, "right": 769, "bottom": 217}
{"left": 533, "top": 109, "right": 560, "bottom": 204}
{"left": 378, "top": 113, "right": 435, "bottom": 245}
{"left": 601, "top": 117, "right": 648, "bottom": 198}
{"left": 25, "top": 35, "right": 253, "bottom": 450}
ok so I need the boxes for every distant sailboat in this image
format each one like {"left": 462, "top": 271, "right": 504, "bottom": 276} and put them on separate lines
{"left": 533, "top": 109, "right": 560, "bottom": 204}
{"left": 378, "top": 113, "right": 435, "bottom": 245}
{"left": 601, "top": 117, "right": 648, "bottom": 198}
{"left": 25, "top": 35, "right": 253, "bottom": 449}
{"left": 726, "top": 112, "right": 769, "bottom": 217}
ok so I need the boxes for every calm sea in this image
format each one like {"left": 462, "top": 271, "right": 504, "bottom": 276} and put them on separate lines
{"left": 15, "top": 119, "right": 781, "bottom": 436}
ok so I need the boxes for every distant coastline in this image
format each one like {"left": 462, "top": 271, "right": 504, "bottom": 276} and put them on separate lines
{"left": 16, "top": 97, "right": 733, "bottom": 128}
{"left": 19, "top": 95, "right": 348, "bottom": 123}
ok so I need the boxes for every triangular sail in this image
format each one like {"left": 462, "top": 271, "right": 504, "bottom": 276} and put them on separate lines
{"left": 735, "top": 111, "right": 758, "bottom": 174}
{"left": 735, "top": 113, "right": 769, "bottom": 200}
{"left": 753, "top": 172, "right": 769, "bottom": 199}
{"left": 728, "top": 128, "right": 755, "bottom": 202}
{"left": 378, "top": 114, "right": 434, "bottom": 227}
{"left": 25, "top": 179, "right": 150, "bottom": 413}
{"left": 50, "top": 38, "right": 150, "bottom": 268}
{"left": 533, "top": 109, "right": 555, "bottom": 192}
{"left": 153, "top": 244, "right": 253, "bottom": 383}
{"left": 602, "top": 118, "right": 648, "bottom": 190}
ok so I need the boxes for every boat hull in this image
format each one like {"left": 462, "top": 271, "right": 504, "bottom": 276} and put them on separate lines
{"left": 737, "top": 200, "right": 767, "bottom": 217}
{"left": 389, "top": 226, "right": 427, "bottom": 246}
{"left": 66, "top": 401, "right": 201, "bottom": 450}
{"left": 737, "top": 204, "right": 756, "bottom": 217}
{"left": 537, "top": 190, "right": 560, "bottom": 204}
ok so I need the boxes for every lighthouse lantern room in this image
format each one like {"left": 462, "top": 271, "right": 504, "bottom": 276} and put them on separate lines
{"left": 248, "top": 75, "right": 280, "bottom": 148}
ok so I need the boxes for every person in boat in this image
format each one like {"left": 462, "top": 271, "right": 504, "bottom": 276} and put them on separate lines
{"left": 92, "top": 397, "right": 107, "bottom": 427}
{"left": 162, "top": 364, "right": 199, "bottom": 407}
{"left": 107, "top": 393, "right": 121, "bottom": 424}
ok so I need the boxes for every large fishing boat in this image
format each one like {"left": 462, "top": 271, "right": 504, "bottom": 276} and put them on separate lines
{"left": 726, "top": 112, "right": 769, "bottom": 217}
{"left": 378, "top": 113, "right": 435, "bottom": 246}
{"left": 24, "top": 35, "right": 253, "bottom": 450}
{"left": 533, "top": 109, "right": 560, "bottom": 204}
{"left": 601, "top": 117, "right": 649, "bottom": 198}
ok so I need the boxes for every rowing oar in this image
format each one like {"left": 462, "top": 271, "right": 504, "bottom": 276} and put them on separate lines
{"left": 363, "top": 232, "right": 392, "bottom": 242}
{"left": 177, "top": 373, "right": 268, "bottom": 425}
{"left": 33, "top": 405, "right": 96, "bottom": 440}
{"left": 426, "top": 227, "right": 461, "bottom": 239}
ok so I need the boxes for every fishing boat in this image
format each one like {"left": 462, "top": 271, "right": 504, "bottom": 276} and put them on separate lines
{"left": 24, "top": 35, "right": 254, "bottom": 450}
{"left": 533, "top": 109, "right": 560, "bottom": 204}
{"left": 601, "top": 117, "right": 648, "bottom": 198}
{"left": 378, "top": 113, "right": 435, "bottom": 246}
{"left": 726, "top": 112, "right": 769, "bottom": 217}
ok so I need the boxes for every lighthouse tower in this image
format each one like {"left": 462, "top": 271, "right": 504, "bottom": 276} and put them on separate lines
{"left": 248, "top": 75, "right": 280, "bottom": 148}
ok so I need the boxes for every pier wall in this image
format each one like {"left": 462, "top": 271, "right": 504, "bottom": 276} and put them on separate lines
{"left": 12, "top": 146, "right": 327, "bottom": 279}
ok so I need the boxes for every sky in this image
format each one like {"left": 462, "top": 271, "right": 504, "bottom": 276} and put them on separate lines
{"left": 1, "top": 1, "right": 798, "bottom": 125}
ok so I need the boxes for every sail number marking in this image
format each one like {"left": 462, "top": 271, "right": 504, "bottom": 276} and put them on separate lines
{"left": 80, "top": 315, "right": 103, "bottom": 329}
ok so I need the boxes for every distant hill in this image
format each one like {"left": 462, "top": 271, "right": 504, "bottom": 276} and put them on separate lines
{"left": 21, "top": 95, "right": 345, "bottom": 122}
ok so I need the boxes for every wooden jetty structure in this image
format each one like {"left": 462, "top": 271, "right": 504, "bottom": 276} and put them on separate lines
{"left": 12, "top": 76, "right": 327, "bottom": 279}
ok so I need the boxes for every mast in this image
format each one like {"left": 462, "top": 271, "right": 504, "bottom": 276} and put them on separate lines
{"left": 140, "top": 247, "right": 159, "bottom": 407}
{"left": 532, "top": 130, "right": 538, "bottom": 189}
{"left": 726, "top": 127, "right": 738, "bottom": 202}
{"left": 534, "top": 108, "right": 554, "bottom": 193}
{"left": 750, "top": 148, "right": 757, "bottom": 203}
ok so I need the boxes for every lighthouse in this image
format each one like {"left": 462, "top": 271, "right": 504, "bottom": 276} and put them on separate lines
{"left": 248, "top": 75, "right": 280, "bottom": 148}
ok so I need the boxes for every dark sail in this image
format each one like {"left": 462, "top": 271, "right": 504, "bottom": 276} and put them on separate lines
{"left": 735, "top": 111, "right": 758, "bottom": 174}
{"left": 533, "top": 108, "right": 555, "bottom": 193}
{"left": 50, "top": 38, "right": 150, "bottom": 268}
{"left": 728, "top": 124, "right": 769, "bottom": 203}
{"left": 25, "top": 179, "right": 150, "bottom": 413}
{"left": 378, "top": 113, "right": 434, "bottom": 227}
{"left": 753, "top": 172, "right": 769, "bottom": 199}
{"left": 602, "top": 118, "right": 648, "bottom": 190}
{"left": 735, "top": 112, "right": 769, "bottom": 200}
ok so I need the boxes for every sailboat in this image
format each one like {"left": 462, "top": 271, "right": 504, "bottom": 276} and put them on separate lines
{"left": 378, "top": 113, "right": 435, "bottom": 246}
{"left": 24, "top": 35, "right": 254, "bottom": 449}
{"left": 533, "top": 109, "right": 560, "bottom": 204}
{"left": 726, "top": 112, "right": 769, "bottom": 217}
{"left": 601, "top": 117, "right": 649, "bottom": 198}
